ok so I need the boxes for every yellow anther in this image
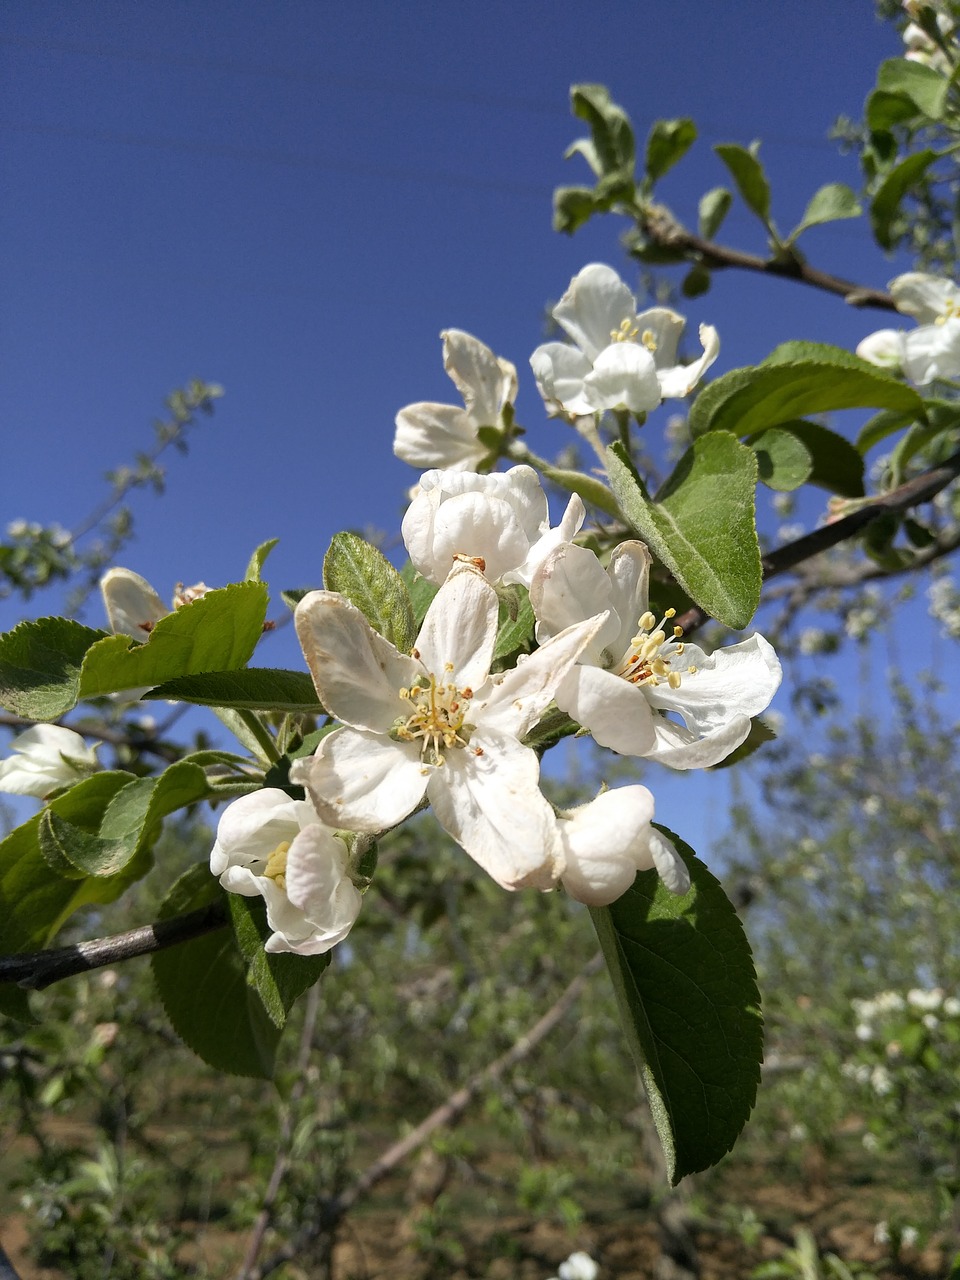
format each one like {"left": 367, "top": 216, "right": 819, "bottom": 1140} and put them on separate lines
{"left": 668, "top": 672, "right": 682, "bottom": 689}
{"left": 264, "top": 841, "right": 290, "bottom": 889}
{"left": 639, "top": 611, "right": 656, "bottom": 630}
{"left": 641, "top": 328, "right": 658, "bottom": 351}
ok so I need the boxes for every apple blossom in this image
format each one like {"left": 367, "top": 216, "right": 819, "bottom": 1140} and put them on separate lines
{"left": 557, "top": 786, "right": 689, "bottom": 906}
{"left": 100, "top": 567, "right": 210, "bottom": 641}
{"left": 394, "top": 329, "right": 517, "bottom": 471}
{"left": 402, "top": 464, "right": 584, "bottom": 587}
{"left": 859, "top": 273, "right": 960, "bottom": 385}
{"left": 530, "top": 540, "right": 781, "bottom": 769}
{"left": 530, "top": 263, "right": 719, "bottom": 418}
{"left": 210, "top": 788, "right": 362, "bottom": 955}
{"left": 0, "top": 725, "right": 99, "bottom": 798}
{"left": 291, "top": 561, "right": 607, "bottom": 892}
{"left": 855, "top": 328, "right": 905, "bottom": 373}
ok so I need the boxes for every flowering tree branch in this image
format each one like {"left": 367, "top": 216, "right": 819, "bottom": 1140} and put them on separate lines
{"left": 0, "top": 901, "right": 229, "bottom": 991}
{"left": 245, "top": 953, "right": 605, "bottom": 1280}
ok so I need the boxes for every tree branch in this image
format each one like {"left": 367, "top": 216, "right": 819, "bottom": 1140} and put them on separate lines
{"left": 642, "top": 204, "right": 898, "bottom": 312}
{"left": 0, "top": 901, "right": 228, "bottom": 991}
{"left": 248, "top": 953, "right": 605, "bottom": 1280}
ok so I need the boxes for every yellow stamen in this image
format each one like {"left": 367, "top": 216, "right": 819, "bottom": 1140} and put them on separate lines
{"left": 264, "top": 841, "right": 290, "bottom": 890}
{"left": 614, "top": 602, "right": 695, "bottom": 693}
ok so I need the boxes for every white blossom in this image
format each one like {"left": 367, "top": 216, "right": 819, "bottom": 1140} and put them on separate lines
{"left": 394, "top": 329, "right": 517, "bottom": 472}
{"left": 210, "top": 788, "right": 362, "bottom": 955}
{"left": 859, "top": 273, "right": 960, "bottom": 385}
{"left": 557, "top": 1253, "right": 599, "bottom": 1280}
{"left": 530, "top": 263, "right": 718, "bottom": 418}
{"left": 557, "top": 786, "right": 690, "bottom": 906}
{"left": 530, "top": 541, "right": 781, "bottom": 769}
{"left": 291, "top": 562, "right": 607, "bottom": 892}
{"left": 0, "top": 725, "right": 99, "bottom": 798}
{"left": 100, "top": 567, "right": 210, "bottom": 641}
{"left": 402, "top": 465, "right": 584, "bottom": 587}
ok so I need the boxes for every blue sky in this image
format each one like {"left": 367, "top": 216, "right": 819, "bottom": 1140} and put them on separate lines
{"left": 0, "top": 3, "right": 927, "bottom": 854}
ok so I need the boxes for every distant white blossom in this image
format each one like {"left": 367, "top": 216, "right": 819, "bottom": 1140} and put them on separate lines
{"left": 548, "top": 1252, "right": 599, "bottom": 1280}
{"left": 0, "top": 725, "right": 99, "bottom": 798}
{"left": 210, "top": 789, "right": 362, "bottom": 955}
{"left": 859, "top": 273, "right": 960, "bottom": 384}
{"left": 394, "top": 329, "right": 516, "bottom": 471}
{"left": 530, "top": 263, "right": 718, "bottom": 418}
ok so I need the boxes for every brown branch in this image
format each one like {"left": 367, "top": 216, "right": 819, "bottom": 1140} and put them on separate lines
{"left": 0, "top": 901, "right": 228, "bottom": 991}
{"left": 642, "top": 205, "right": 897, "bottom": 312}
{"left": 249, "top": 952, "right": 605, "bottom": 1280}
{"left": 673, "top": 446, "right": 960, "bottom": 635}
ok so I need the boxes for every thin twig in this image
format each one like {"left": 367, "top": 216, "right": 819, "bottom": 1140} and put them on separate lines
{"left": 0, "top": 710, "right": 181, "bottom": 763}
{"left": 249, "top": 953, "right": 604, "bottom": 1280}
{"left": 0, "top": 901, "right": 229, "bottom": 990}
{"left": 234, "top": 984, "right": 322, "bottom": 1280}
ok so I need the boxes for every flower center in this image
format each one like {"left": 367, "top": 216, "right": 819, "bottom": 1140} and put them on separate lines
{"left": 263, "top": 840, "right": 290, "bottom": 890}
{"left": 610, "top": 317, "right": 640, "bottom": 344}
{"left": 394, "top": 663, "right": 475, "bottom": 765}
{"left": 615, "top": 608, "right": 696, "bottom": 691}
{"left": 936, "top": 295, "right": 960, "bottom": 324}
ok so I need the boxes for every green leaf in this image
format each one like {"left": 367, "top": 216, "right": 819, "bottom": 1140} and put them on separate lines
{"left": 39, "top": 810, "right": 129, "bottom": 878}
{"left": 644, "top": 118, "right": 696, "bottom": 185}
{"left": 606, "top": 435, "right": 761, "bottom": 630}
{"left": 400, "top": 562, "right": 439, "bottom": 630}
{"left": 856, "top": 407, "right": 918, "bottom": 454}
{"left": 766, "top": 420, "right": 865, "bottom": 497}
{"left": 146, "top": 668, "right": 323, "bottom": 713}
{"left": 876, "top": 56, "right": 950, "bottom": 121}
{"left": 870, "top": 149, "right": 937, "bottom": 251}
{"left": 152, "top": 864, "right": 279, "bottom": 1078}
{"left": 538, "top": 463, "right": 621, "bottom": 519}
{"left": 0, "top": 617, "right": 108, "bottom": 720}
{"left": 229, "top": 896, "right": 329, "bottom": 1030}
{"left": 323, "top": 532, "right": 415, "bottom": 654}
{"left": 788, "top": 183, "right": 861, "bottom": 243}
{"left": 0, "top": 772, "right": 145, "bottom": 952}
{"left": 681, "top": 264, "right": 711, "bottom": 299}
{"left": 748, "top": 429, "right": 812, "bottom": 491}
{"left": 245, "top": 538, "right": 279, "bottom": 583}
{"left": 78, "top": 583, "right": 269, "bottom": 701}
{"left": 713, "top": 143, "right": 772, "bottom": 225}
{"left": 492, "top": 586, "right": 536, "bottom": 663}
{"left": 698, "top": 186, "right": 733, "bottom": 239}
{"left": 688, "top": 343, "right": 924, "bottom": 439}
{"left": 589, "top": 828, "right": 762, "bottom": 1184}
{"left": 570, "top": 84, "right": 635, "bottom": 179}
{"left": 553, "top": 186, "right": 599, "bottom": 235}
{"left": 866, "top": 88, "right": 921, "bottom": 132}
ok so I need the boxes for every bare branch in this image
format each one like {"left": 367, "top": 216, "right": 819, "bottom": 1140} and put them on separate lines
{"left": 0, "top": 901, "right": 228, "bottom": 991}
{"left": 249, "top": 953, "right": 605, "bottom": 1280}
{"left": 642, "top": 205, "right": 898, "bottom": 312}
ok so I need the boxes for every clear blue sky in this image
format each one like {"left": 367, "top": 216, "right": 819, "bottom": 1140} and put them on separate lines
{"left": 0, "top": 3, "right": 928, "bottom": 853}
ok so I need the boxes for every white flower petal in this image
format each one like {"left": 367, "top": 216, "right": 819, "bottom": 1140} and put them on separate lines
{"left": 509, "top": 494, "right": 587, "bottom": 590}
{"left": 556, "top": 663, "right": 658, "bottom": 756}
{"left": 210, "top": 788, "right": 314, "bottom": 876}
{"left": 441, "top": 328, "right": 516, "bottom": 425}
{"left": 902, "top": 318, "right": 960, "bottom": 384}
{"left": 644, "top": 712, "right": 753, "bottom": 769}
{"left": 553, "top": 263, "right": 637, "bottom": 362}
{"left": 583, "top": 342, "right": 662, "bottom": 414}
{"left": 420, "top": 492, "right": 531, "bottom": 585}
{"left": 530, "top": 341, "right": 595, "bottom": 415}
{"left": 394, "top": 402, "right": 488, "bottom": 470}
{"left": 656, "top": 322, "right": 720, "bottom": 398}
{"left": 0, "top": 725, "right": 99, "bottom": 798}
{"left": 427, "top": 734, "right": 562, "bottom": 890}
{"left": 645, "top": 635, "right": 781, "bottom": 734}
{"left": 279, "top": 824, "right": 363, "bottom": 954}
{"left": 297, "top": 727, "right": 429, "bottom": 833}
{"left": 100, "top": 567, "right": 169, "bottom": 641}
{"left": 605, "top": 540, "right": 652, "bottom": 657}
{"left": 890, "top": 271, "right": 958, "bottom": 322}
{"left": 295, "top": 591, "right": 419, "bottom": 732}
{"left": 559, "top": 786, "right": 656, "bottom": 906}
{"left": 415, "top": 562, "right": 498, "bottom": 690}
{"left": 857, "top": 328, "right": 906, "bottom": 371}
{"left": 645, "top": 828, "right": 690, "bottom": 895}
{"left": 635, "top": 306, "right": 684, "bottom": 370}
{"left": 480, "top": 611, "right": 609, "bottom": 739}
{"left": 530, "top": 542, "right": 619, "bottom": 662}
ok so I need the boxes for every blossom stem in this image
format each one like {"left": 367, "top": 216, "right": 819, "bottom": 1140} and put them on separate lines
{"left": 232, "top": 709, "right": 283, "bottom": 765}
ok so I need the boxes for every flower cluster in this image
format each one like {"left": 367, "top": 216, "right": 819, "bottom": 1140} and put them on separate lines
{"left": 2, "top": 262, "right": 779, "bottom": 963}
